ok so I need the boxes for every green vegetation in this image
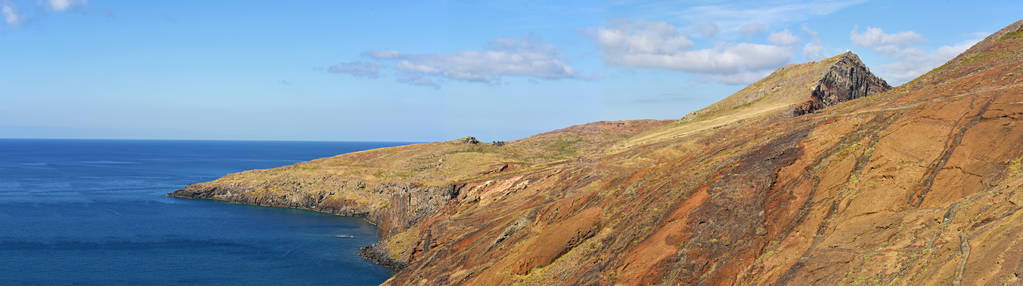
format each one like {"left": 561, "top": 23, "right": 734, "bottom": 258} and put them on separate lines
{"left": 547, "top": 137, "right": 581, "bottom": 157}
{"left": 960, "top": 50, "right": 1014, "bottom": 67}
{"left": 1000, "top": 29, "right": 1023, "bottom": 42}
{"left": 831, "top": 143, "right": 862, "bottom": 162}
{"left": 1009, "top": 154, "right": 1023, "bottom": 175}
{"left": 385, "top": 228, "right": 421, "bottom": 260}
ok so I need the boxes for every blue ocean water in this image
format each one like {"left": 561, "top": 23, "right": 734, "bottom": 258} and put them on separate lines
{"left": 0, "top": 139, "right": 409, "bottom": 285}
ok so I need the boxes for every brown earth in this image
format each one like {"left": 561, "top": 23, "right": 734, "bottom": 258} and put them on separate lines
{"left": 170, "top": 20, "right": 1023, "bottom": 285}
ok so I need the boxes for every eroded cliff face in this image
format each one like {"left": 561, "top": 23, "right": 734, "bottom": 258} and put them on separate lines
{"left": 171, "top": 20, "right": 1023, "bottom": 286}
{"left": 793, "top": 52, "right": 892, "bottom": 116}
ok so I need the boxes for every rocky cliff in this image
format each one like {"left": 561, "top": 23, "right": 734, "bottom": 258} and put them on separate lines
{"left": 793, "top": 52, "right": 892, "bottom": 116}
{"left": 171, "top": 20, "right": 1023, "bottom": 285}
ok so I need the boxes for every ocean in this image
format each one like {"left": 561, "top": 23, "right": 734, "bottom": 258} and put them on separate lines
{"left": 0, "top": 139, "right": 409, "bottom": 285}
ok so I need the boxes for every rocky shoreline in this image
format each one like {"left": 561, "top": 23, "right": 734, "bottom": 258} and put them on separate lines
{"left": 168, "top": 174, "right": 465, "bottom": 271}
{"left": 359, "top": 243, "right": 408, "bottom": 271}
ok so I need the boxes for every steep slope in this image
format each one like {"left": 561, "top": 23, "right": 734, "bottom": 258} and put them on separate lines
{"left": 171, "top": 20, "right": 1023, "bottom": 285}
{"left": 617, "top": 51, "right": 889, "bottom": 150}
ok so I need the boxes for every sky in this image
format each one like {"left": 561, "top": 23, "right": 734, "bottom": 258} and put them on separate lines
{"left": 1, "top": 0, "right": 1020, "bottom": 142}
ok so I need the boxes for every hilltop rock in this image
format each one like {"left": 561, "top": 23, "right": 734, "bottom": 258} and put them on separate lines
{"left": 679, "top": 51, "right": 888, "bottom": 126}
{"left": 457, "top": 136, "right": 480, "bottom": 144}
{"left": 793, "top": 51, "right": 891, "bottom": 116}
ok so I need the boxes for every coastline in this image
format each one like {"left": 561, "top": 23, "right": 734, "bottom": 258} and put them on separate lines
{"left": 166, "top": 192, "right": 409, "bottom": 271}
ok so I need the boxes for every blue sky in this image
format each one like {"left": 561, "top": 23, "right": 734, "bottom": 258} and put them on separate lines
{"left": 1, "top": 0, "right": 1020, "bottom": 141}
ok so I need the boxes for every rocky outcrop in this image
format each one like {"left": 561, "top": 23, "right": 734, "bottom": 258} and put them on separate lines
{"left": 357, "top": 183, "right": 458, "bottom": 270}
{"left": 368, "top": 182, "right": 460, "bottom": 237}
{"left": 793, "top": 51, "right": 891, "bottom": 116}
{"left": 458, "top": 136, "right": 480, "bottom": 145}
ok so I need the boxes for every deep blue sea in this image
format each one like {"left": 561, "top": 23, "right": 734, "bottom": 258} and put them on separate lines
{"left": 0, "top": 139, "right": 410, "bottom": 285}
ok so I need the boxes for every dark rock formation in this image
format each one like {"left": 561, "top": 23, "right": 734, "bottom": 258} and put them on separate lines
{"left": 360, "top": 243, "right": 408, "bottom": 271}
{"left": 793, "top": 52, "right": 891, "bottom": 116}
{"left": 367, "top": 182, "right": 461, "bottom": 238}
{"left": 459, "top": 136, "right": 480, "bottom": 144}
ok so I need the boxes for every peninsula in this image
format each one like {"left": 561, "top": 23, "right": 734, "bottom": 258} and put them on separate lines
{"left": 172, "top": 20, "right": 1023, "bottom": 285}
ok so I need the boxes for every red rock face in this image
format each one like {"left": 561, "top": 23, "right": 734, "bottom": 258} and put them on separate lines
{"left": 172, "top": 20, "right": 1023, "bottom": 286}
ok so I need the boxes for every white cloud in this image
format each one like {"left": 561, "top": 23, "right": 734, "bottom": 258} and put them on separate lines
{"left": 969, "top": 32, "right": 990, "bottom": 39}
{"left": 343, "top": 37, "right": 577, "bottom": 87}
{"left": 607, "top": 42, "right": 791, "bottom": 74}
{"left": 396, "top": 73, "right": 440, "bottom": 88}
{"left": 2, "top": 1, "right": 18, "bottom": 26}
{"left": 768, "top": 29, "right": 800, "bottom": 46}
{"left": 876, "top": 39, "right": 978, "bottom": 83}
{"left": 693, "top": 22, "right": 719, "bottom": 38}
{"left": 803, "top": 42, "right": 825, "bottom": 61}
{"left": 363, "top": 50, "right": 401, "bottom": 59}
{"left": 801, "top": 24, "right": 826, "bottom": 61}
{"left": 739, "top": 22, "right": 766, "bottom": 38}
{"left": 2, "top": 0, "right": 87, "bottom": 28}
{"left": 800, "top": 23, "right": 818, "bottom": 39}
{"left": 47, "top": 0, "right": 86, "bottom": 11}
{"left": 632, "top": 92, "right": 700, "bottom": 104}
{"left": 666, "top": 0, "right": 865, "bottom": 35}
{"left": 850, "top": 26, "right": 980, "bottom": 84}
{"left": 582, "top": 1, "right": 866, "bottom": 85}
{"left": 850, "top": 27, "right": 924, "bottom": 54}
{"left": 594, "top": 20, "right": 694, "bottom": 56}
{"left": 328, "top": 61, "right": 381, "bottom": 78}
{"left": 591, "top": 20, "right": 792, "bottom": 84}
{"left": 392, "top": 38, "right": 575, "bottom": 84}
{"left": 710, "top": 70, "right": 772, "bottom": 85}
